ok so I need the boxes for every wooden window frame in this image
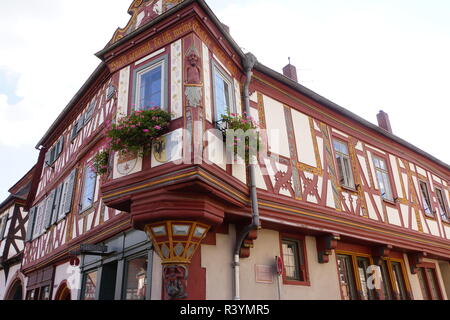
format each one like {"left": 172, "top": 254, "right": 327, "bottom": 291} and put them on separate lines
{"left": 371, "top": 153, "right": 397, "bottom": 204}
{"left": 416, "top": 263, "right": 444, "bottom": 300}
{"left": 385, "top": 258, "right": 412, "bottom": 300}
{"left": 418, "top": 179, "right": 435, "bottom": 219}
{"left": 435, "top": 187, "right": 449, "bottom": 223}
{"left": 279, "top": 233, "right": 310, "bottom": 286}
{"left": 336, "top": 250, "right": 376, "bottom": 300}
{"left": 331, "top": 137, "right": 356, "bottom": 192}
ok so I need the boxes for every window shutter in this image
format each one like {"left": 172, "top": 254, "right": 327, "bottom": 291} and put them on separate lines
{"left": 25, "top": 207, "right": 36, "bottom": 242}
{"left": 57, "top": 136, "right": 65, "bottom": 157}
{"left": 0, "top": 216, "right": 8, "bottom": 240}
{"left": 84, "top": 102, "right": 95, "bottom": 125}
{"left": 45, "top": 151, "right": 51, "bottom": 167}
{"left": 77, "top": 114, "right": 85, "bottom": 134}
{"left": 64, "top": 169, "right": 78, "bottom": 215}
{"left": 44, "top": 190, "right": 56, "bottom": 230}
{"left": 71, "top": 122, "right": 78, "bottom": 141}
{"left": 51, "top": 183, "right": 63, "bottom": 225}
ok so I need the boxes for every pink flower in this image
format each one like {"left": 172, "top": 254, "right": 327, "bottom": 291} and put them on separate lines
{"left": 154, "top": 125, "right": 161, "bottom": 130}
{"left": 131, "top": 125, "right": 136, "bottom": 128}
{"left": 143, "top": 129, "right": 150, "bottom": 133}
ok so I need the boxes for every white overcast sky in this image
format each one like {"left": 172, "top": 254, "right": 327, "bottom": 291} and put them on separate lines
{"left": 0, "top": 0, "right": 449, "bottom": 201}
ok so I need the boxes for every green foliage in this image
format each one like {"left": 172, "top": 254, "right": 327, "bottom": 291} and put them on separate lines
{"left": 221, "top": 112, "right": 261, "bottom": 164}
{"left": 93, "top": 150, "right": 110, "bottom": 176}
{"left": 107, "top": 107, "right": 171, "bottom": 156}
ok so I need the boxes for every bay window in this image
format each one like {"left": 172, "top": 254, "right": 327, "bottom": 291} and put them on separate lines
{"left": 134, "top": 56, "right": 167, "bottom": 111}
{"left": 213, "top": 63, "right": 235, "bottom": 125}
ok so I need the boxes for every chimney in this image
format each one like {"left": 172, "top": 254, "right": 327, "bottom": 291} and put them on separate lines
{"left": 282, "top": 57, "right": 298, "bottom": 82}
{"left": 377, "top": 110, "right": 393, "bottom": 134}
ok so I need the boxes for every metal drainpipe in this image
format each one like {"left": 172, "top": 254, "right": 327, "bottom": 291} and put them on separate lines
{"left": 233, "top": 52, "right": 259, "bottom": 301}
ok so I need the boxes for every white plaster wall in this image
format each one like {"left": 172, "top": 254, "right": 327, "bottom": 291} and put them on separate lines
{"left": 201, "top": 225, "right": 235, "bottom": 300}
{"left": 53, "top": 261, "right": 80, "bottom": 300}
{"left": 202, "top": 226, "right": 341, "bottom": 300}
{"left": 0, "top": 269, "right": 5, "bottom": 300}
{"left": 403, "top": 253, "right": 423, "bottom": 300}
{"left": 291, "top": 109, "right": 316, "bottom": 168}
{"left": 438, "top": 261, "right": 450, "bottom": 299}
{"left": 0, "top": 264, "right": 25, "bottom": 300}
{"left": 151, "top": 251, "right": 163, "bottom": 300}
{"left": 263, "top": 95, "right": 290, "bottom": 158}
{"left": 171, "top": 40, "right": 183, "bottom": 119}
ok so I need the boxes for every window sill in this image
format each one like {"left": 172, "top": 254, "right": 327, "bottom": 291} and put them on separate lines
{"left": 424, "top": 214, "right": 436, "bottom": 220}
{"left": 282, "top": 279, "right": 311, "bottom": 287}
{"left": 382, "top": 198, "right": 396, "bottom": 206}
{"left": 79, "top": 205, "right": 95, "bottom": 216}
{"left": 340, "top": 185, "right": 357, "bottom": 193}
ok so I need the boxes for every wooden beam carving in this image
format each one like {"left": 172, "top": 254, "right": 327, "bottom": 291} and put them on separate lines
{"left": 316, "top": 233, "right": 340, "bottom": 263}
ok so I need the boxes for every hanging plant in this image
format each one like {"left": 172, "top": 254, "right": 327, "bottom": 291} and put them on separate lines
{"left": 92, "top": 149, "right": 110, "bottom": 176}
{"left": 107, "top": 107, "right": 172, "bottom": 157}
{"left": 221, "top": 113, "right": 261, "bottom": 164}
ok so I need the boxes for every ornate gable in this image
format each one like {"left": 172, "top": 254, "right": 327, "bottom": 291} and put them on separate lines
{"left": 109, "top": 0, "right": 185, "bottom": 45}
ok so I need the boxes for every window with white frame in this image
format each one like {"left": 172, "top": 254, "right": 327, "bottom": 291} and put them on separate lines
{"left": 333, "top": 139, "right": 355, "bottom": 189}
{"left": 80, "top": 166, "right": 97, "bottom": 213}
{"left": 436, "top": 188, "right": 449, "bottom": 222}
{"left": 135, "top": 58, "right": 166, "bottom": 111}
{"left": 213, "top": 64, "right": 235, "bottom": 123}
{"left": 373, "top": 156, "right": 394, "bottom": 201}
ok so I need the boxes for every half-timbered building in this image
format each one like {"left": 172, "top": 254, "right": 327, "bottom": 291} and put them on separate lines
{"left": 2, "top": 0, "right": 450, "bottom": 300}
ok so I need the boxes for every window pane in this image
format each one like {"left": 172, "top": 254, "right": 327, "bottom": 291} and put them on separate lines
{"left": 436, "top": 189, "right": 449, "bottom": 221}
{"left": 124, "top": 256, "right": 149, "bottom": 300}
{"left": 82, "top": 271, "right": 98, "bottom": 300}
{"left": 426, "top": 269, "right": 441, "bottom": 300}
{"left": 417, "top": 268, "right": 430, "bottom": 300}
{"left": 80, "top": 167, "right": 97, "bottom": 212}
{"left": 139, "top": 66, "right": 162, "bottom": 110}
{"left": 342, "top": 157, "right": 354, "bottom": 188}
{"left": 357, "top": 257, "right": 375, "bottom": 300}
{"left": 40, "top": 286, "right": 50, "bottom": 300}
{"left": 282, "top": 240, "right": 301, "bottom": 281}
{"left": 391, "top": 262, "right": 408, "bottom": 300}
{"left": 420, "top": 182, "right": 432, "bottom": 215}
{"left": 337, "top": 255, "right": 358, "bottom": 300}
{"left": 380, "top": 261, "right": 394, "bottom": 300}
{"left": 214, "top": 70, "right": 232, "bottom": 121}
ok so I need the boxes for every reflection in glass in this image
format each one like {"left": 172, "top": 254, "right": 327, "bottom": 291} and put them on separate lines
{"left": 124, "top": 256, "right": 148, "bottom": 300}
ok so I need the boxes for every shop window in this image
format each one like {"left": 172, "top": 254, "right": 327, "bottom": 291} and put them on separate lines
{"left": 337, "top": 254, "right": 358, "bottom": 300}
{"left": 333, "top": 139, "right": 355, "bottom": 189}
{"left": 436, "top": 188, "right": 449, "bottom": 222}
{"left": 280, "top": 237, "right": 307, "bottom": 284}
{"left": 390, "top": 262, "right": 407, "bottom": 300}
{"left": 39, "top": 285, "right": 51, "bottom": 300}
{"left": 123, "top": 256, "right": 149, "bottom": 300}
{"left": 417, "top": 266, "right": 442, "bottom": 300}
{"left": 419, "top": 181, "right": 433, "bottom": 217}
{"left": 82, "top": 270, "right": 98, "bottom": 300}
{"left": 356, "top": 257, "right": 376, "bottom": 300}
{"left": 380, "top": 260, "right": 394, "bottom": 300}
{"left": 99, "top": 262, "right": 118, "bottom": 300}
{"left": 373, "top": 156, "right": 394, "bottom": 201}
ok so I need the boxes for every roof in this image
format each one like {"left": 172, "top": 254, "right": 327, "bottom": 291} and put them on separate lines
{"left": 37, "top": 0, "right": 450, "bottom": 173}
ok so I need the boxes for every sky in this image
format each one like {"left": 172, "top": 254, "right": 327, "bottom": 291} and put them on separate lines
{"left": 0, "top": 0, "right": 449, "bottom": 201}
